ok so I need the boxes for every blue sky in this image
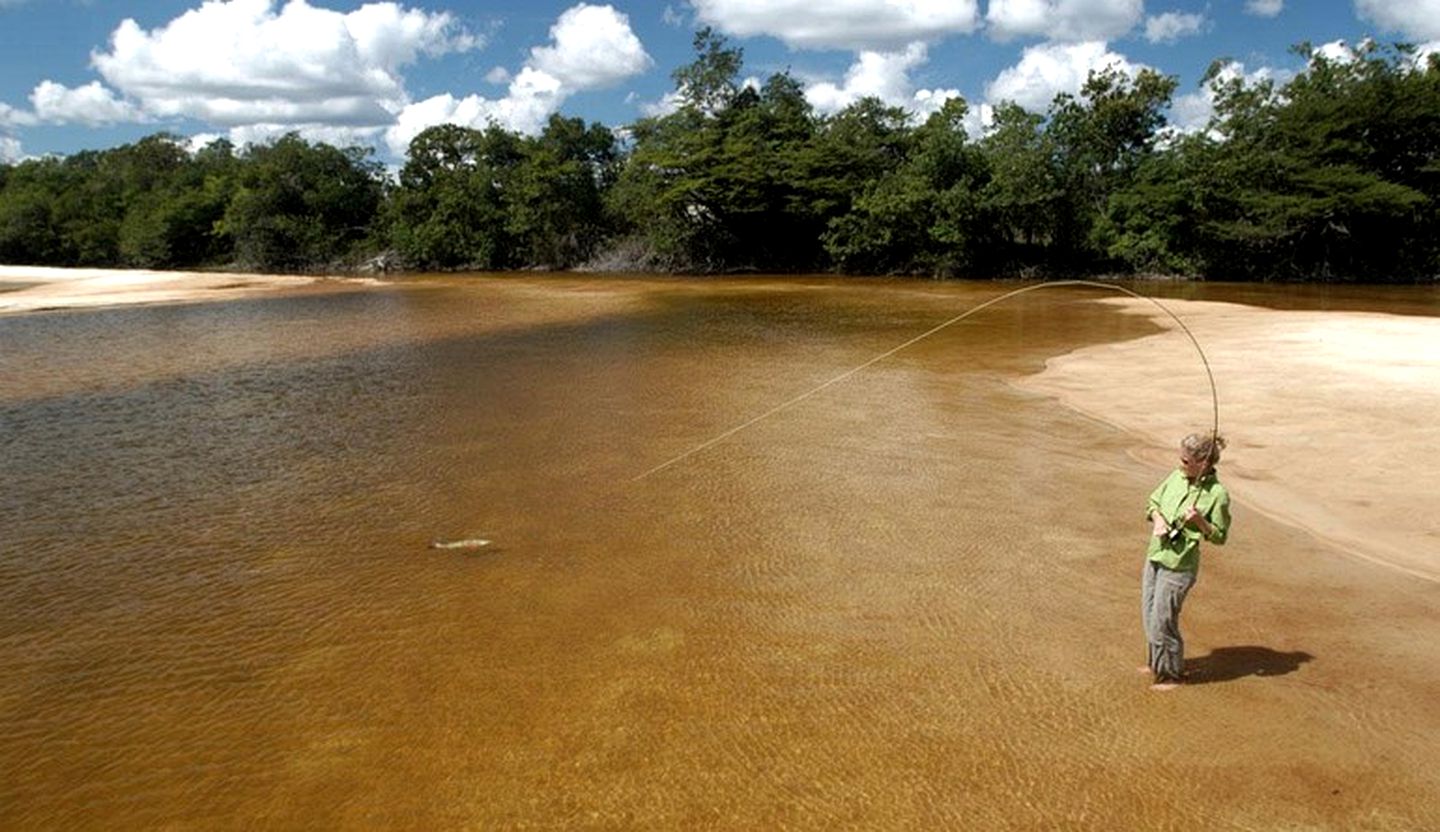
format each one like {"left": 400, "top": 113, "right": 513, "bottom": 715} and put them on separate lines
{"left": 2, "top": 1, "right": 1436, "bottom": 165}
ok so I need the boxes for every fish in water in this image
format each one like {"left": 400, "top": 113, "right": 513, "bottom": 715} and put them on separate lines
{"left": 430, "top": 538, "right": 492, "bottom": 550}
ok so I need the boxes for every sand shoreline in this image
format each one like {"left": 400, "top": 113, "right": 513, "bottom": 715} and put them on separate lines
{"left": 0, "top": 264, "right": 383, "bottom": 314}
{"left": 1017, "top": 296, "right": 1440, "bottom": 584}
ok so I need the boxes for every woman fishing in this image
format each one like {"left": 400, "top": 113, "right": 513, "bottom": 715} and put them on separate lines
{"left": 1142, "top": 433, "right": 1232, "bottom": 690}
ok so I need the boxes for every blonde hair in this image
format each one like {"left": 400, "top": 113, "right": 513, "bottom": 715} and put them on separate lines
{"left": 1182, "top": 432, "right": 1226, "bottom": 468}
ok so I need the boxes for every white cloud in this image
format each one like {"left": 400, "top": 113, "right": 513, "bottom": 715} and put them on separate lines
{"left": 691, "top": 0, "right": 981, "bottom": 50}
{"left": 1144, "top": 11, "right": 1206, "bottom": 44}
{"left": 1355, "top": 0, "right": 1440, "bottom": 42}
{"left": 1, "top": 101, "right": 39, "bottom": 128}
{"left": 529, "top": 3, "right": 652, "bottom": 89}
{"left": 485, "top": 66, "right": 512, "bottom": 85}
{"left": 910, "top": 86, "right": 963, "bottom": 118}
{"left": 1312, "top": 39, "right": 1359, "bottom": 63}
{"left": 386, "top": 66, "right": 563, "bottom": 152}
{"left": 800, "top": 41, "right": 964, "bottom": 120}
{"left": 805, "top": 42, "right": 929, "bottom": 112}
{"left": 986, "top": 0, "right": 1143, "bottom": 43}
{"left": 662, "top": 4, "right": 684, "bottom": 26}
{"left": 0, "top": 135, "right": 23, "bottom": 163}
{"left": 30, "top": 80, "right": 141, "bottom": 125}
{"left": 1244, "top": 0, "right": 1283, "bottom": 16}
{"left": 185, "top": 132, "right": 224, "bottom": 153}
{"left": 986, "top": 40, "right": 1144, "bottom": 113}
{"left": 639, "top": 89, "right": 685, "bottom": 117}
{"left": 962, "top": 101, "right": 995, "bottom": 138}
{"left": 1168, "top": 60, "right": 1291, "bottom": 135}
{"left": 384, "top": 4, "right": 649, "bottom": 154}
{"left": 89, "top": 0, "right": 478, "bottom": 128}
{"left": 228, "top": 121, "right": 383, "bottom": 149}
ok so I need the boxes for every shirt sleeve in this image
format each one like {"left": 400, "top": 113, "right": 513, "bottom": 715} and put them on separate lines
{"left": 1204, "top": 487, "right": 1232, "bottom": 545}
{"left": 1146, "top": 474, "right": 1169, "bottom": 520}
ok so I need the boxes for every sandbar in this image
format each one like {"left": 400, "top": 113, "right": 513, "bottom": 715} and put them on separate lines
{"left": 1018, "top": 296, "right": 1440, "bottom": 583}
{"left": 0, "top": 265, "right": 379, "bottom": 315}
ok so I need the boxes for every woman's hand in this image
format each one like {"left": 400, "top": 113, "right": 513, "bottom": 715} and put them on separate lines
{"left": 1151, "top": 511, "right": 1169, "bottom": 537}
{"left": 1182, "top": 506, "right": 1213, "bottom": 538}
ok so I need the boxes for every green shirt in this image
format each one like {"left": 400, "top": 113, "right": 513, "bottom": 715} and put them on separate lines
{"left": 1145, "top": 468, "right": 1231, "bottom": 572}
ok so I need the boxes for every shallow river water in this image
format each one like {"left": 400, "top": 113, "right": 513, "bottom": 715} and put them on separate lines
{"left": 2, "top": 275, "right": 1438, "bottom": 829}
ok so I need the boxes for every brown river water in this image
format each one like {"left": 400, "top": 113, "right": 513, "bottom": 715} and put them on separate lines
{"left": 2, "top": 275, "right": 1438, "bottom": 829}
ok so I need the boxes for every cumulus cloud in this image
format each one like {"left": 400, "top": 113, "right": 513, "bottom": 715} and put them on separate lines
{"left": 1312, "top": 38, "right": 1360, "bottom": 63}
{"left": 1144, "top": 11, "right": 1206, "bottom": 44}
{"left": 691, "top": 0, "right": 980, "bottom": 51}
{"left": 1168, "top": 60, "right": 1291, "bottom": 134}
{"left": 16, "top": 1, "right": 650, "bottom": 159}
{"left": 1244, "top": 0, "right": 1283, "bottom": 16}
{"left": 0, "top": 135, "right": 23, "bottom": 163}
{"left": 185, "top": 132, "right": 224, "bottom": 153}
{"left": 1, "top": 100, "right": 39, "bottom": 129}
{"left": 986, "top": 40, "right": 1144, "bottom": 113}
{"left": 87, "top": 0, "right": 477, "bottom": 129}
{"left": 1354, "top": 0, "right": 1440, "bottom": 42}
{"left": 639, "top": 89, "right": 685, "bottom": 117}
{"left": 529, "top": 3, "right": 652, "bottom": 88}
{"left": 986, "top": 0, "right": 1143, "bottom": 43}
{"left": 805, "top": 42, "right": 927, "bottom": 112}
{"left": 801, "top": 42, "right": 961, "bottom": 118}
{"left": 910, "top": 86, "right": 964, "bottom": 118}
{"left": 30, "top": 80, "right": 142, "bottom": 125}
{"left": 385, "top": 5, "right": 650, "bottom": 155}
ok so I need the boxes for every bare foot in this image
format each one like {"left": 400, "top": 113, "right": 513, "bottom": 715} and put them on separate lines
{"left": 1137, "top": 665, "right": 1153, "bottom": 675}
{"left": 1150, "top": 681, "right": 1181, "bottom": 691}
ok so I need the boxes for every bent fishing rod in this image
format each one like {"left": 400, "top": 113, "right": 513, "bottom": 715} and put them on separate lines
{"left": 632, "top": 279, "right": 1220, "bottom": 483}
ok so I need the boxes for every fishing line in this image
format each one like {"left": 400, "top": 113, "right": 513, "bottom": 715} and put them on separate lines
{"left": 633, "top": 279, "right": 1219, "bottom": 482}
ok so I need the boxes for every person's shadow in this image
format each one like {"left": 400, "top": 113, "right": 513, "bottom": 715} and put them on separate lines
{"left": 1185, "top": 646, "right": 1314, "bottom": 684}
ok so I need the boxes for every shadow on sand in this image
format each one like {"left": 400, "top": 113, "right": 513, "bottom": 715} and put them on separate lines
{"left": 1186, "top": 646, "right": 1314, "bottom": 684}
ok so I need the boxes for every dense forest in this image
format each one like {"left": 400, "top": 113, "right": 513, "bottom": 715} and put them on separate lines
{"left": 2, "top": 32, "right": 1438, "bottom": 282}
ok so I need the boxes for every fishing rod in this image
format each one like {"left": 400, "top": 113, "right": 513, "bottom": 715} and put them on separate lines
{"left": 632, "top": 279, "right": 1220, "bottom": 482}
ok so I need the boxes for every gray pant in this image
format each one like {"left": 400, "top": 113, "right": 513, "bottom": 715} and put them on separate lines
{"left": 1142, "top": 560, "right": 1196, "bottom": 682}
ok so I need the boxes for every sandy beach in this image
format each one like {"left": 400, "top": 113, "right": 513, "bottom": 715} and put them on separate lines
{"left": 1018, "top": 296, "right": 1440, "bottom": 584}
{"left": 0, "top": 264, "right": 374, "bottom": 314}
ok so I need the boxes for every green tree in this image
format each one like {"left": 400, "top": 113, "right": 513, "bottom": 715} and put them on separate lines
{"left": 506, "top": 115, "right": 618, "bottom": 268}
{"left": 0, "top": 157, "right": 66, "bottom": 265}
{"left": 222, "top": 133, "right": 384, "bottom": 271}
{"left": 823, "top": 98, "right": 987, "bottom": 275}
{"left": 975, "top": 103, "right": 1062, "bottom": 273}
{"left": 116, "top": 134, "right": 237, "bottom": 268}
{"left": 610, "top": 30, "right": 828, "bottom": 270}
{"left": 386, "top": 123, "right": 521, "bottom": 269}
{"left": 1046, "top": 67, "right": 1179, "bottom": 268}
{"left": 1186, "top": 43, "right": 1438, "bottom": 280}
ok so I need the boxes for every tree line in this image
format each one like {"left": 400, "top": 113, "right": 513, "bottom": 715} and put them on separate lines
{"left": 2, "top": 31, "right": 1437, "bottom": 282}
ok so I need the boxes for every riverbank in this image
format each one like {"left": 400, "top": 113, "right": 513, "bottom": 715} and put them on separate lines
{"left": 1018, "top": 296, "right": 1440, "bottom": 583}
{"left": 0, "top": 265, "right": 379, "bottom": 314}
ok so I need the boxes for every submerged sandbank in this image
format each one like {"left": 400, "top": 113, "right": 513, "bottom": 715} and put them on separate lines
{"left": 1019, "top": 297, "right": 1440, "bottom": 582}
